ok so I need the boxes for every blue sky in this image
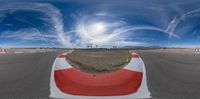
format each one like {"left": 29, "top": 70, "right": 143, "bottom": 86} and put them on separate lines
{"left": 0, "top": 0, "right": 200, "bottom": 48}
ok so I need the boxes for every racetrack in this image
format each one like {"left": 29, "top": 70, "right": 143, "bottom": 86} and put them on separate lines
{"left": 137, "top": 50, "right": 200, "bottom": 99}
{"left": 0, "top": 51, "right": 67, "bottom": 99}
{"left": 0, "top": 50, "right": 200, "bottom": 99}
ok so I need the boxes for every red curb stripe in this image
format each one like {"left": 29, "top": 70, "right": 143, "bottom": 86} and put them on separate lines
{"left": 54, "top": 68, "right": 142, "bottom": 96}
{"left": 58, "top": 54, "right": 67, "bottom": 58}
{"left": 131, "top": 54, "right": 139, "bottom": 58}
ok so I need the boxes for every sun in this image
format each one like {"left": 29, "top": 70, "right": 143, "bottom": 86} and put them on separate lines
{"left": 77, "top": 21, "right": 118, "bottom": 44}
{"left": 87, "top": 22, "right": 107, "bottom": 36}
{"left": 77, "top": 21, "right": 108, "bottom": 39}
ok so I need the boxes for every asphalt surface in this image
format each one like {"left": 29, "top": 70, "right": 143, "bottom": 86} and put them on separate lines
{"left": 137, "top": 51, "right": 200, "bottom": 99}
{"left": 0, "top": 51, "right": 66, "bottom": 99}
{"left": 0, "top": 50, "right": 200, "bottom": 99}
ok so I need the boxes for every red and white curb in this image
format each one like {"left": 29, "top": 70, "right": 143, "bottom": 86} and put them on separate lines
{"left": 50, "top": 52, "right": 151, "bottom": 98}
{"left": 194, "top": 48, "right": 200, "bottom": 52}
{"left": 0, "top": 48, "right": 12, "bottom": 54}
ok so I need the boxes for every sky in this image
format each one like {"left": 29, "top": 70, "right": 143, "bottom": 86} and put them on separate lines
{"left": 0, "top": 0, "right": 200, "bottom": 48}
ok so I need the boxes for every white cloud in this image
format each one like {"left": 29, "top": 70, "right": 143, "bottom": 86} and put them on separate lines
{"left": 0, "top": 2, "right": 191, "bottom": 48}
{"left": 1, "top": 28, "right": 57, "bottom": 41}
{"left": 0, "top": 3, "right": 73, "bottom": 48}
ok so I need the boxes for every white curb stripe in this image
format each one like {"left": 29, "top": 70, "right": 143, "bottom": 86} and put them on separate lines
{"left": 54, "top": 58, "right": 72, "bottom": 70}
{"left": 124, "top": 58, "right": 143, "bottom": 72}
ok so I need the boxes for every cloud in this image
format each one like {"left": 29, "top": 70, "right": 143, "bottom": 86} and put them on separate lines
{"left": 1, "top": 28, "right": 56, "bottom": 41}
{"left": 73, "top": 7, "right": 180, "bottom": 47}
{"left": 0, "top": 3, "right": 73, "bottom": 47}
{"left": 166, "top": 8, "right": 200, "bottom": 40}
{"left": 0, "top": 1, "right": 200, "bottom": 48}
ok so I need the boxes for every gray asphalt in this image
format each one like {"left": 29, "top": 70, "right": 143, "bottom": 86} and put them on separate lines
{"left": 0, "top": 50, "right": 200, "bottom": 99}
{"left": 0, "top": 51, "right": 66, "bottom": 99}
{"left": 137, "top": 51, "right": 200, "bottom": 99}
